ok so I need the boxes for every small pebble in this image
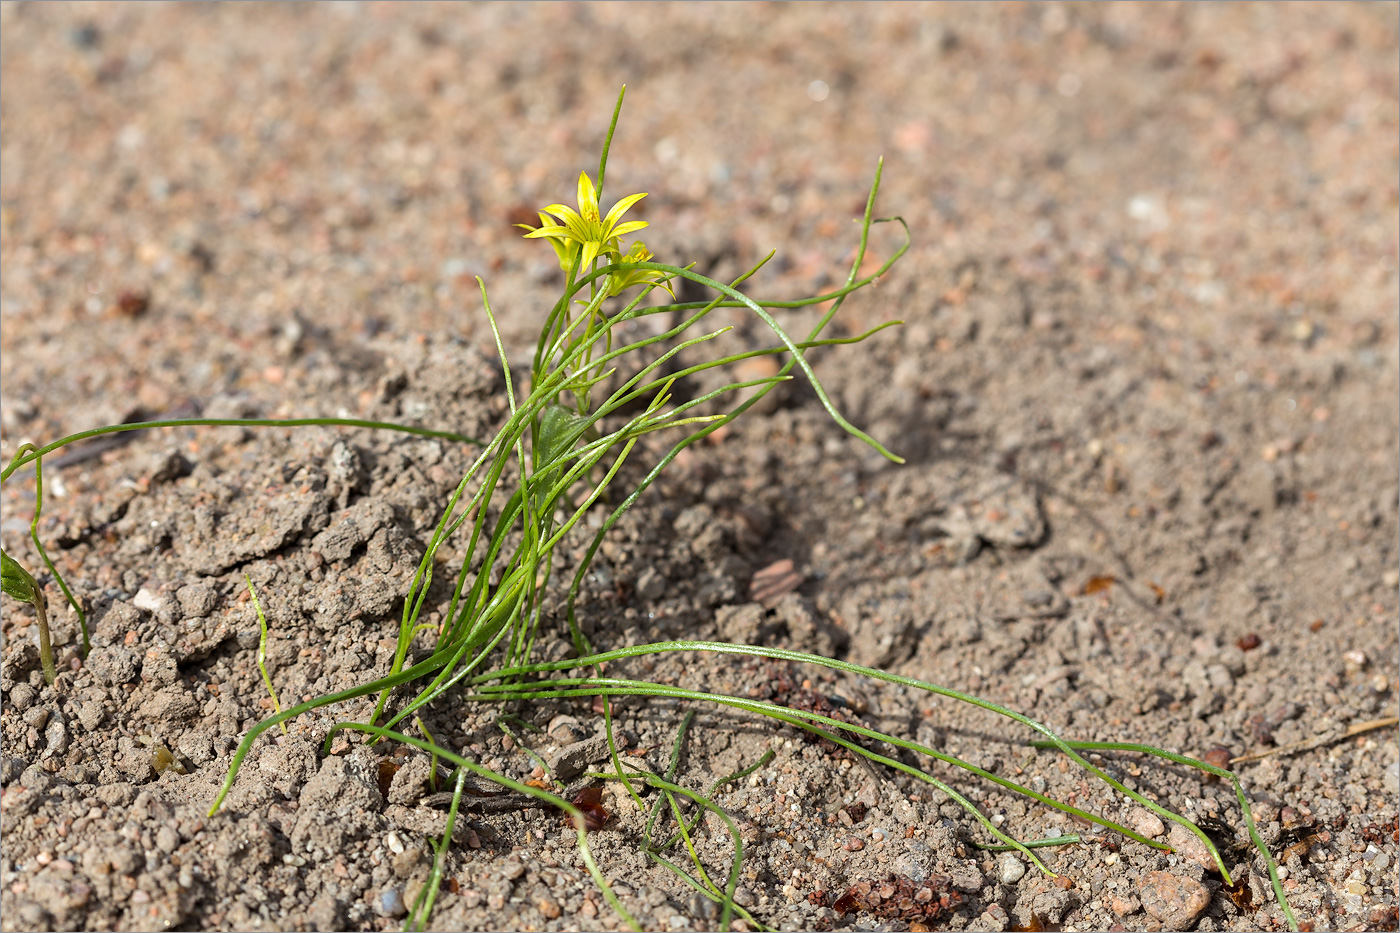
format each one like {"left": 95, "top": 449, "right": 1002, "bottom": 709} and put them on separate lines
{"left": 1126, "top": 807, "right": 1166, "bottom": 839}
{"left": 998, "top": 852, "right": 1026, "bottom": 883}
{"left": 44, "top": 714, "right": 68, "bottom": 750}
{"left": 843, "top": 837, "right": 864, "bottom": 851}
{"left": 1167, "top": 822, "right": 1217, "bottom": 871}
{"left": 1138, "top": 870, "right": 1209, "bottom": 931}
{"left": 377, "top": 886, "right": 406, "bottom": 918}
{"left": 1110, "top": 894, "right": 1141, "bottom": 917}
{"left": 8, "top": 684, "right": 35, "bottom": 710}
{"left": 133, "top": 588, "right": 164, "bottom": 612}
{"left": 386, "top": 831, "right": 404, "bottom": 855}
{"left": 1201, "top": 745, "right": 1233, "bottom": 770}
{"left": 20, "top": 765, "right": 51, "bottom": 792}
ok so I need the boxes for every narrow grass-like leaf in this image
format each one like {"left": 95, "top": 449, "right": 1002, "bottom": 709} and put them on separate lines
{"left": 244, "top": 575, "right": 287, "bottom": 734}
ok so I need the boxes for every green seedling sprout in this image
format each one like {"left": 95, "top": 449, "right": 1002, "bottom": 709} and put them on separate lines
{"left": 1, "top": 442, "right": 90, "bottom": 681}
{"left": 642, "top": 709, "right": 695, "bottom": 849}
{"left": 244, "top": 574, "right": 287, "bottom": 735}
{"left": 0, "top": 86, "right": 1299, "bottom": 933}
{"left": 1, "top": 549, "right": 54, "bottom": 684}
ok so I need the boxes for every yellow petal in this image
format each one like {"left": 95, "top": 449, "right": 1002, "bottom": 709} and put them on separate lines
{"left": 542, "top": 204, "right": 582, "bottom": 225}
{"left": 580, "top": 239, "right": 601, "bottom": 270}
{"left": 609, "top": 220, "right": 649, "bottom": 240}
{"left": 577, "top": 172, "right": 600, "bottom": 222}
{"left": 602, "top": 191, "right": 647, "bottom": 228}
{"left": 521, "top": 224, "right": 571, "bottom": 239}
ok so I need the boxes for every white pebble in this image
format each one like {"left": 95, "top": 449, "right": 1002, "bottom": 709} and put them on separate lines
{"left": 133, "top": 588, "right": 163, "bottom": 612}
{"left": 378, "top": 886, "right": 406, "bottom": 918}
{"left": 386, "top": 831, "right": 405, "bottom": 855}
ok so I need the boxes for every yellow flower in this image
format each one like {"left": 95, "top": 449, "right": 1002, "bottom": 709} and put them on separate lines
{"left": 602, "top": 242, "right": 675, "bottom": 299}
{"left": 521, "top": 171, "right": 648, "bottom": 271}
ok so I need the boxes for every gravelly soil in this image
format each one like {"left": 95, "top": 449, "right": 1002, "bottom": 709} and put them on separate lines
{"left": 1, "top": 3, "right": 1397, "bottom": 932}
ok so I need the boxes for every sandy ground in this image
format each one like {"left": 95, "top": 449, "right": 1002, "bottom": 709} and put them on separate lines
{"left": 1, "top": 3, "right": 1397, "bottom": 931}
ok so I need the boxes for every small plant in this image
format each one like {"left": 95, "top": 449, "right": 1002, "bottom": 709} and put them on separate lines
{"left": 1, "top": 549, "right": 53, "bottom": 684}
{"left": 0, "top": 88, "right": 1297, "bottom": 932}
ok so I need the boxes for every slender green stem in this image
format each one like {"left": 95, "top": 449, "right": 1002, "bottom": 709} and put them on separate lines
{"left": 663, "top": 787, "right": 725, "bottom": 916}
{"left": 469, "top": 642, "right": 1229, "bottom": 876}
{"left": 487, "top": 675, "right": 1154, "bottom": 852}
{"left": 596, "top": 85, "right": 625, "bottom": 196}
{"left": 408, "top": 764, "right": 466, "bottom": 931}
{"left": 587, "top": 766, "right": 746, "bottom": 931}
{"left": 323, "top": 724, "right": 640, "bottom": 932}
{"left": 653, "top": 749, "right": 775, "bottom": 855}
{"left": 644, "top": 711, "right": 695, "bottom": 847}
{"left": 1030, "top": 739, "right": 1297, "bottom": 932}
{"left": 244, "top": 575, "right": 286, "bottom": 734}
{"left": 208, "top": 651, "right": 453, "bottom": 815}
{"left": 645, "top": 851, "right": 770, "bottom": 932}
{"left": 12, "top": 444, "right": 89, "bottom": 661}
